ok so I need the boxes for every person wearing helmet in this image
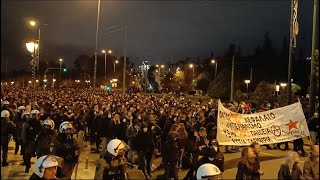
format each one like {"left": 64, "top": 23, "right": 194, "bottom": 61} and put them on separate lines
{"left": 99, "top": 139, "right": 129, "bottom": 180}
{"left": 21, "top": 109, "right": 42, "bottom": 173}
{"left": 13, "top": 106, "right": 26, "bottom": 155}
{"left": 2, "top": 100, "right": 15, "bottom": 121}
{"left": 196, "top": 163, "right": 222, "bottom": 180}
{"left": 54, "top": 121, "right": 79, "bottom": 179}
{"left": 29, "top": 155, "right": 59, "bottom": 180}
{"left": 162, "top": 131, "right": 180, "bottom": 180}
{"left": 1, "top": 110, "right": 16, "bottom": 167}
{"left": 34, "top": 118, "right": 57, "bottom": 158}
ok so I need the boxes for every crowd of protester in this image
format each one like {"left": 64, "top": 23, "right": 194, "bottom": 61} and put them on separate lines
{"left": 1, "top": 87, "right": 319, "bottom": 180}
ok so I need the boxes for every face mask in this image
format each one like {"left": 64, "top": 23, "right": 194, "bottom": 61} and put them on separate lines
{"left": 173, "top": 118, "right": 177, "bottom": 121}
{"left": 108, "top": 114, "right": 111, "bottom": 118}
{"left": 151, "top": 126, "right": 155, "bottom": 130}
{"left": 123, "top": 119, "right": 127, "bottom": 123}
{"left": 208, "top": 157, "right": 214, "bottom": 161}
{"left": 143, "top": 128, "right": 148, "bottom": 132}
{"left": 138, "top": 116, "right": 141, "bottom": 120}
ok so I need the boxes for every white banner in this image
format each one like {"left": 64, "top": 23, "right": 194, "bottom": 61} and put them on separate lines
{"left": 217, "top": 100, "right": 310, "bottom": 146}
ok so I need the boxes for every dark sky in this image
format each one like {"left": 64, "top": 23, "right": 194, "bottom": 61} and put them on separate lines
{"left": 1, "top": 0, "right": 314, "bottom": 72}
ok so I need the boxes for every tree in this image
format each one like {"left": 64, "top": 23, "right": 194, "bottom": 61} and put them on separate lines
{"left": 196, "top": 72, "right": 210, "bottom": 92}
{"left": 251, "top": 81, "right": 277, "bottom": 106}
{"left": 74, "top": 54, "right": 91, "bottom": 73}
{"left": 207, "top": 67, "right": 231, "bottom": 100}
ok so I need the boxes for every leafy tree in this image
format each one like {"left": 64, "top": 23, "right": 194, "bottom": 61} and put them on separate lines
{"left": 251, "top": 81, "right": 277, "bottom": 105}
{"left": 207, "top": 67, "right": 231, "bottom": 100}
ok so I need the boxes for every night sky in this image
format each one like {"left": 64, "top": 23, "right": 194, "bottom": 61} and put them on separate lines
{"left": 1, "top": 0, "right": 314, "bottom": 72}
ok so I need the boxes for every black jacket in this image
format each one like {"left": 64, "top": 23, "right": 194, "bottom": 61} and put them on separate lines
{"left": 54, "top": 133, "right": 79, "bottom": 163}
{"left": 236, "top": 161, "right": 260, "bottom": 180}
{"left": 162, "top": 131, "right": 180, "bottom": 164}
{"left": 35, "top": 128, "right": 57, "bottom": 157}
{"left": 29, "top": 173, "right": 44, "bottom": 180}
{"left": 278, "top": 163, "right": 303, "bottom": 180}
{"left": 1, "top": 118, "right": 16, "bottom": 143}
{"left": 132, "top": 130, "right": 154, "bottom": 153}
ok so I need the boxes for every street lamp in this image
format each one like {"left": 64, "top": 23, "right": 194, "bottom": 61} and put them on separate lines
{"left": 102, "top": 50, "right": 112, "bottom": 79}
{"left": 59, "top": 58, "right": 63, "bottom": 88}
{"left": 211, "top": 59, "right": 218, "bottom": 80}
{"left": 244, "top": 80, "right": 251, "bottom": 93}
{"left": 29, "top": 20, "right": 36, "bottom": 27}
{"left": 114, "top": 60, "right": 119, "bottom": 73}
{"left": 276, "top": 85, "right": 280, "bottom": 96}
{"left": 26, "top": 42, "right": 39, "bottom": 84}
{"left": 189, "top": 64, "right": 195, "bottom": 77}
{"left": 280, "top": 83, "right": 287, "bottom": 91}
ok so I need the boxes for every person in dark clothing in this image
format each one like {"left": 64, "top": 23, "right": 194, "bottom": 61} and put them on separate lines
{"left": 92, "top": 111, "right": 105, "bottom": 153}
{"left": 278, "top": 151, "right": 303, "bottom": 180}
{"left": 133, "top": 122, "right": 154, "bottom": 179}
{"left": 1, "top": 110, "right": 16, "bottom": 167}
{"left": 196, "top": 146, "right": 224, "bottom": 175}
{"left": 34, "top": 119, "right": 57, "bottom": 158}
{"left": 163, "top": 131, "right": 180, "bottom": 180}
{"left": 308, "top": 112, "right": 319, "bottom": 147}
{"left": 14, "top": 106, "right": 26, "bottom": 155}
{"left": 236, "top": 147, "right": 261, "bottom": 180}
{"left": 54, "top": 121, "right": 79, "bottom": 180}
{"left": 22, "top": 110, "right": 42, "bottom": 173}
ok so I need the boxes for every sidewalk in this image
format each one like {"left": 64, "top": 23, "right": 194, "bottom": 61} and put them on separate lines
{"left": 1, "top": 141, "right": 98, "bottom": 180}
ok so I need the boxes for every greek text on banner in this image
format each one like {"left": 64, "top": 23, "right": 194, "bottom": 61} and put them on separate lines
{"left": 217, "top": 100, "right": 310, "bottom": 146}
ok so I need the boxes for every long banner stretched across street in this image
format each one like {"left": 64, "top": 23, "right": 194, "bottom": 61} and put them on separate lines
{"left": 217, "top": 100, "right": 310, "bottom": 146}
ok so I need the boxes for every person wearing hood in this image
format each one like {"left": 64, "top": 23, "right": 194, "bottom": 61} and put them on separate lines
{"left": 126, "top": 118, "right": 139, "bottom": 164}
{"left": 92, "top": 110, "right": 106, "bottom": 153}
{"left": 278, "top": 151, "right": 303, "bottom": 180}
{"left": 132, "top": 122, "right": 154, "bottom": 179}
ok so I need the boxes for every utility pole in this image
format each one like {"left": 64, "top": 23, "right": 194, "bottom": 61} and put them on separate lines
{"left": 230, "top": 55, "right": 235, "bottom": 101}
{"left": 309, "top": 0, "right": 318, "bottom": 119}
{"left": 93, "top": 0, "right": 101, "bottom": 87}
{"left": 288, "top": 0, "right": 297, "bottom": 105}
{"left": 123, "top": 25, "right": 127, "bottom": 91}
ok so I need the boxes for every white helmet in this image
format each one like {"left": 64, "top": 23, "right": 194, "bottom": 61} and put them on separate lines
{"left": 22, "top": 111, "right": 30, "bottom": 118}
{"left": 107, "top": 139, "right": 126, "bottom": 156}
{"left": 31, "top": 110, "right": 40, "bottom": 114}
{"left": 43, "top": 119, "right": 55, "bottom": 130}
{"left": 1, "top": 110, "right": 10, "bottom": 118}
{"left": 196, "top": 163, "right": 222, "bottom": 180}
{"left": 59, "top": 121, "right": 73, "bottom": 133}
{"left": 18, "top": 106, "right": 26, "bottom": 112}
{"left": 34, "top": 155, "right": 59, "bottom": 178}
{"left": 3, "top": 101, "right": 9, "bottom": 105}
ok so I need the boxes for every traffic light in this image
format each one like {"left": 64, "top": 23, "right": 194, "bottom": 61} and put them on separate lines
{"left": 106, "top": 86, "right": 111, "bottom": 92}
{"left": 63, "top": 68, "right": 67, "bottom": 72}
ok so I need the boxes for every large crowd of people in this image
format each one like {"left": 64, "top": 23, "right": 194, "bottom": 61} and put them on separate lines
{"left": 1, "top": 87, "right": 319, "bottom": 180}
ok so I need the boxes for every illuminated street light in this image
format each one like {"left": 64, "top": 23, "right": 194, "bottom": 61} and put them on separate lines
{"left": 29, "top": 20, "right": 36, "bottom": 27}
{"left": 114, "top": 60, "right": 119, "bottom": 73}
{"left": 244, "top": 80, "right": 251, "bottom": 93}
{"left": 28, "top": 81, "right": 32, "bottom": 84}
{"left": 11, "top": 81, "right": 14, "bottom": 84}
{"left": 26, "top": 42, "right": 39, "bottom": 53}
{"left": 35, "top": 80, "right": 39, "bottom": 83}
{"left": 101, "top": 50, "right": 106, "bottom": 53}
{"left": 108, "top": 50, "right": 112, "bottom": 54}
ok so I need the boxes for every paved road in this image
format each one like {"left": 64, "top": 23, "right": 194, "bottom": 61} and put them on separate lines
{"left": 1, "top": 140, "right": 312, "bottom": 180}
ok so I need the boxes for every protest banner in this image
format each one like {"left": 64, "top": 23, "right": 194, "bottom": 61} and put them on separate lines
{"left": 217, "top": 100, "right": 310, "bottom": 146}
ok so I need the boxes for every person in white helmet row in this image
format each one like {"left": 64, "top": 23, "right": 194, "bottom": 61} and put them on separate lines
{"left": 1, "top": 110, "right": 16, "bottom": 167}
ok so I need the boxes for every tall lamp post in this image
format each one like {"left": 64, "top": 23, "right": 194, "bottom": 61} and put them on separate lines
{"left": 211, "top": 59, "right": 218, "bottom": 80}
{"left": 114, "top": 60, "right": 119, "bottom": 73}
{"left": 59, "top": 58, "right": 63, "bottom": 88}
{"left": 102, "top": 50, "right": 112, "bottom": 79}
{"left": 244, "top": 80, "right": 251, "bottom": 94}
{"left": 26, "top": 42, "right": 39, "bottom": 86}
